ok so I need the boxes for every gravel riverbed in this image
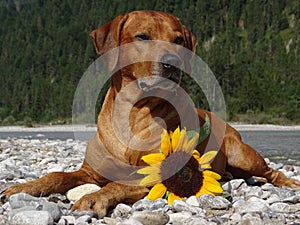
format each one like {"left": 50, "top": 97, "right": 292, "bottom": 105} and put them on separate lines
{"left": 0, "top": 137, "right": 300, "bottom": 225}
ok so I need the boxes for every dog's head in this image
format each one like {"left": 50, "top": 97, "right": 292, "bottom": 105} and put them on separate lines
{"left": 90, "top": 10, "right": 197, "bottom": 92}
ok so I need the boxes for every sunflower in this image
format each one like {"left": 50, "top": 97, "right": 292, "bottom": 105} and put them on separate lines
{"left": 137, "top": 127, "right": 223, "bottom": 205}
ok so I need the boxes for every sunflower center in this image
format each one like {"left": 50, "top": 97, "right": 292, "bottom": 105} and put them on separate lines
{"left": 178, "top": 166, "right": 192, "bottom": 182}
{"left": 161, "top": 151, "right": 203, "bottom": 198}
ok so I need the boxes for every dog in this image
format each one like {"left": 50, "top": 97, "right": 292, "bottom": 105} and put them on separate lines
{"left": 3, "top": 10, "right": 300, "bottom": 217}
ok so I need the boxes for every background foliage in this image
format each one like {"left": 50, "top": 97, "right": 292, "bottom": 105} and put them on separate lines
{"left": 0, "top": 0, "right": 299, "bottom": 125}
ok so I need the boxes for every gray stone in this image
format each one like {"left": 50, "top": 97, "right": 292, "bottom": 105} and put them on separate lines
{"left": 173, "top": 200, "right": 205, "bottom": 216}
{"left": 131, "top": 211, "right": 169, "bottom": 225}
{"left": 149, "top": 198, "right": 167, "bottom": 211}
{"left": 0, "top": 215, "right": 8, "bottom": 225}
{"left": 47, "top": 164, "right": 66, "bottom": 173}
{"left": 8, "top": 206, "right": 39, "bottom": 220}
{"left": 186, "top": 217, "right": 209, "bottom": 225}
{"left": 60, "top": 215, "right": 76, "bottom": 224}
{"left": 75, "top": 215, "right": 92, "bottom": 224}
{"left": 292, "top": 175, "right": 300, "bottom": 181}
{"left": 233, "top": 196, "right": 269, "bottom": 213}
{"left": 112, "top": 203, "right": 132, "bottom": 218}
{"left": 9, "top": 193, "right": 43, "bottom": 209}
{"left": 9, "top": 210, "right": 53, "bottom": 225}
{"left": 261, "top": 183, "right": 275, "bottom": 191}
{"left": 40, "top": 201, "right": 62, "bottom": 221}
{"left": 282, "top": 195, "right": 300, "bottom": 203}
{"left": 270, "top": 202, "right": 290, "bottom": 213}
{"left": 240, "top": 213, "right": 263, "bottom": 225}
{"left": 230, "top": 213, "right": 242, "bottom": 222}
{"left": 57, "top": 218, "right": 67, "bottom": 225}
{"left": 168, "top": 211, "right": 192, "bottom": 224}
{"left": 71, "top": 209, "right": 98, "bottom": 218}
{"left": 290, "top": 203, "right": 300, "bottom": 213}
{"left": 198, "top": 194, "right": 231, "bottom": 210}
{"left": 272, "top": 187, "right": 295, "bottom": 200}
{"left": 269, "top": 163, "right": 284, "bottom": 170}
{"left": 117, "top": 218, "right": 143, "bottom": 225}
{"left": 103, "top": 217, "right": 121, "bottom": 225}
{"left": 131, "top": 199, "right": 153, "bottom": 211}
{"left": 222, "top": 179, "right": 247, "bottom": 193}
{"left": 266, "top": 194, "right": 281, "bottom": 204}
{"left": 8, "top": 193, "right": 61, "bottom": 221}
{"left": 244, "top": 186, "right": 263, "bottom": 198}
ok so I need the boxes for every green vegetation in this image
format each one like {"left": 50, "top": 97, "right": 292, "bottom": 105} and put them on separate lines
{"left": 0, "top": 0, "right": 299, "bottom": 125}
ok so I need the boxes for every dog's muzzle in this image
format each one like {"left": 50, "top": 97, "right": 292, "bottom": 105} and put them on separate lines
{"left": 138, "top": 54, "right": 182, "bottom": 91}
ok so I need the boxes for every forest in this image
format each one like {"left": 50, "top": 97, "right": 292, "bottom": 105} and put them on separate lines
{"left": 0, "top": 0, "right": 299, "bottom": 125}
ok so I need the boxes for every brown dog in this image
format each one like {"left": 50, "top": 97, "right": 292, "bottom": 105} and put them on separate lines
{"left": 3, "top": 10, "right": 300, "bottom": 217}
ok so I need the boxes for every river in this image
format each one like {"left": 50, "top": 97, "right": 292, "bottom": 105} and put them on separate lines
{"left": 0, "top": 129, "right": 299, "bottom": 165}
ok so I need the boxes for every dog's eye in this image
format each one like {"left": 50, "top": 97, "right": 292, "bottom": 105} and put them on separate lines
{"left": 135, "top": 34, "right": 149, "bottom": 41}
{"left": 174, "top": 36, "right": 184, "bottom": 45}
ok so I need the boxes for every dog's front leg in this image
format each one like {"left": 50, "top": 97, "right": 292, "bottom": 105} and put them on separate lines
{"left": 72, "top": 182, "right": 149, "bottom": 218}
{"left": 2, "top": 168, "right": 99, "bottom": 200}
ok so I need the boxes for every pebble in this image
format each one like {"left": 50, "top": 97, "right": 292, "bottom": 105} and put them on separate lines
{"left": 112, "top": 203, "right": 132, "bottom": 218}
{"left": 9, "top": 193, "right": 62, "bottom": 221}
{"left": 186, "top": 195, "right": 199, "bottom": 207}
{"left": 168, "top": 211, "right": 192, "bottom": 224}
{"left": 1, "top": 137, "right": 300, "bottom": 224}
{"left": 173, "top": 200, "right": 205, "bottom": 216}
{"left": 233, "top": 196, "right": 270, "bottom": 213}
{"left": 9, "top": 210, "right": 54, "bottom": 225}
{"left": 270, "top": 202, "right": 291, "bottom": 212}
{"left": 131, "top": 211, "right": 169, "bottom": 225}
{"left": 66, "top": 183, "right": 101, "bottom": 202}
{"left": 198, "top": 194, "right": 231, "bottom": 210}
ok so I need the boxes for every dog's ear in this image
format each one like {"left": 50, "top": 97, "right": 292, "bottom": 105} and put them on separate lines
{"left": 182, "top": 25, "right": 197, "bottom": 74}
{"left": 182, "top": 25, "right": 197, "bottom": 54}
{"left": 90, "top": 14, "right": 129, "bottom": 71}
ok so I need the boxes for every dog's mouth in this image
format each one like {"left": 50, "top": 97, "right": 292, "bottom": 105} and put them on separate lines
{"left": 137, "top": 74, "right": 181, "bottom": 92}
{"left": 137, "top": 55, "right": 183, "bottom": 92}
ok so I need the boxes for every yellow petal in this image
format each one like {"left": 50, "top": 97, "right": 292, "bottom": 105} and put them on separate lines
{"left": 185, "top": 133, "right": 199, "bottom": 154}
{"left": 137, "top": 165, "right": 160, "bottom": 175}
{"left": 171, "top": 127, "right": 181, "bottom": 150}
{"left": 203, "top": 170, "right": 222, "bottom": 180}
{"left": 193, "top": 150, "right": 200, "bottom": 160}
{"left": 147, "top": 183, "right": 167, "bottom": 200}
{"left": 200, "top": 164, "right": 212, "bottom": 170}
{"left": 141, "top": 153, "right": 165, "bottom": 165}
{"left": 202, "top": 178, "right": 223, "bottom": 194}
{"left": 196, "top": 187, "right": 215, "bottom": 197}
{"left": 174, "top": 128, "right": 187, "bottom": 151}
{"left": 140, "top": 173, "right": 162, "bottom": 187}
{"left": 199, "top": 151, "right": 218, "bottom": 165}
{"left": 161, "top": 129, "right": 171, "bottom": 156}
{"left": 167, "top": 192, "right": 182, "bottom": 205}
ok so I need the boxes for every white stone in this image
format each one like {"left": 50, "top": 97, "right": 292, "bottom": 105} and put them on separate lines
{"left": 185, "top": 196, "right": 199, "bottom": 207}
{"left": 270, "top": 202, "right": 290, "bottom": 212}
{"left": 66, "top": 184, "right": 101, "bottom": 202}
{"left": 168, "top": 211, "right": 192, "bottom": 224}
{"left": 10, "top": 211, "right": 53, "bottom": 225}
{"left": 222, "top": 179, "right": 247, "bottom": 193}
{"left": 47, "top": 164, "right": 66, "bottom": 173}
{"left": 233, "top": 196, "right": 269, "bottom": 213}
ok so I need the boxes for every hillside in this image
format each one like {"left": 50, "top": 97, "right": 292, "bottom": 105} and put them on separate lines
{"left": 0, "top": 0, "right": 299, "bottom": 125}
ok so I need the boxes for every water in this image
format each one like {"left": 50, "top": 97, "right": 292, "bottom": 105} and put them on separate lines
{"left": 0, "top": 130, "right": 299, "bottom": 165}
{"left": 239, "top": 130, "right": 300, "bottom": 166}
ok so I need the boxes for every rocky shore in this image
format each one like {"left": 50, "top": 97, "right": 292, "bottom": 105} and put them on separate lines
{"left": 0, "top": 137, "right": 300, "bottom": 225}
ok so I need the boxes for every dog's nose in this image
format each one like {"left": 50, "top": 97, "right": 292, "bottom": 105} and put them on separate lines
{"left": 161, "top": 54, "right": 181, "bottom": 70}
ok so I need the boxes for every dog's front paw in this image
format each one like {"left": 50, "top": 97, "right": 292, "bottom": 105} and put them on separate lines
{"left": 72, "top": 191, "right": 108, "bottom": 218}
{"left": 1, "top": 183, "right": 39, "bottom": 202}
{"left": 287, "top": 178, "right": 300, "bottom": 188}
